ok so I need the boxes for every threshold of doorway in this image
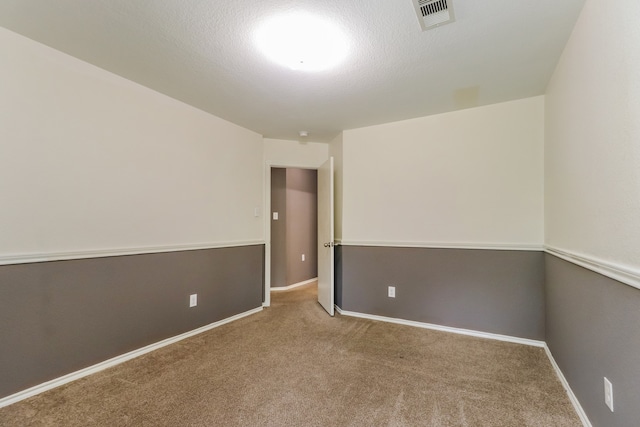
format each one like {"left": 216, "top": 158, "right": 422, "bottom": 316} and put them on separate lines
{"left": 271, "top": 278, "right": 318, "bottom": 292}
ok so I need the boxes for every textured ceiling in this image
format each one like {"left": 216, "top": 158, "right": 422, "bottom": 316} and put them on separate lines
{"left": 0, "top": 0, "right": 585, "bottom": 142}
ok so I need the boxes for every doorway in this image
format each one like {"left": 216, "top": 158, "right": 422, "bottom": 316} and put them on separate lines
{"left": 263, "top": 157, "right": 334, "bottom": 313}
{"left": 269, "top": 168, "right": 318, "bottom": 291}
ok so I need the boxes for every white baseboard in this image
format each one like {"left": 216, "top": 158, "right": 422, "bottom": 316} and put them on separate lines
{"left": 334, "top": 307, "right": 545, "bottom": 348}
{"left": 544, "top": 345, "right": 592, "bottom": 427}
{"left": 0, "top": 306, "right": 263, "bottom": 409}
{"left": 270, "top": 277, "right": 317, "bottom": 291}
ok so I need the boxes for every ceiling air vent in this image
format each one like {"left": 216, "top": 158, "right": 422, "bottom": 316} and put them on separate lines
{"left": 412, "top": 0, "right": 455, "bottom": 31}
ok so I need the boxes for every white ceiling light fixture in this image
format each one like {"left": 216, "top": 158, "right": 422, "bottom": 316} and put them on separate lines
{"left": 255, "top": 13, "right": 349, "bottom": 72}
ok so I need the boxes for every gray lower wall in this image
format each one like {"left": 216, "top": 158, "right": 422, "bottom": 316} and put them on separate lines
{"left": 6, "top": 243, "right": 636, "bottom": 427}
{"left": 337, "top": 246, "right": 545, "bottom": 340}
{"left": 0, "top": 245, "right": 264, "bottom": 400}
{"left": 334, "top": 244, "right": 343, "bottom": 308}
{"left": 545, "top": 254, "right": 640, "bottom": 427}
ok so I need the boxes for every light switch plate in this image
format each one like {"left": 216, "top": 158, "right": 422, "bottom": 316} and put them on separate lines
{"left": 604, "top": 377, "right": 614, "bottom": 412}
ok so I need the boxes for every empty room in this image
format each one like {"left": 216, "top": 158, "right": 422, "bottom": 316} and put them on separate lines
{"left": 1, "top": 1, "right": 639, "bottom": 426}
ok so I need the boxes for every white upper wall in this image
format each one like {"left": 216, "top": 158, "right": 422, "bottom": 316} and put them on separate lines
{"left": 342, "top": 97, "right": 545, "bottom": 248}
{"left": 0, "top": 27, "right": 263, "bottom": 258}
{"left": 545, "top": 0, "right": 640, "bottom": 270}
{"left": 263, "top": 138, "right": 329, "bottom": 169}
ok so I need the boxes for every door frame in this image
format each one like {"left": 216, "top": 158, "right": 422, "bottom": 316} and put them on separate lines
{"left": 263, "top": 160, "right": 324, "bottom": 307}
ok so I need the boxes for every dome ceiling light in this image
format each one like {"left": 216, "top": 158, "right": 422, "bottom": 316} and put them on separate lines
{"left": 255, "top": 13, "right": 349, "bottom": 72}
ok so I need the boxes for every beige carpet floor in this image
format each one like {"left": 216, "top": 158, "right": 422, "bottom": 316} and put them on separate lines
{"left": 0, "top": 282, "right": 581, "bottom": 426}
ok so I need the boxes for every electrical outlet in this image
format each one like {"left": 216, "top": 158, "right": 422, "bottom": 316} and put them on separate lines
{"left": 388, "top": 286, "right": 396, "bottom": 298}
{"left": 189, "top": 294, "right": 198, "bottom": 308}
{"left": 604, "top": 377, "right": 614, "bottom": 412}
{"left": 272, "top": 212, "right": 278, "bottom": 220}
{"left": 302, "top": 254, "right": 305, "bottom": 261}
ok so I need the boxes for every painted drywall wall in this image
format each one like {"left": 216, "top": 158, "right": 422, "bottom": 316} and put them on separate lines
{"left": 263, "top": 138, "right": 329, "bottom": 169}
{"left": 0, "top": 245, "right": 264, "bottom": 400}
{"left": 545, "top": 0, "right": 640, "bottom": 273}
{"left": 544, "top": 1, "right": 640, "bottom": 425}
{"left": 545, "top": 255, "right": 640, "bottom": 427}
{"left": 0, "top": 27, "right": 263, "bottom": 258}
{"left": 270, "top": 169, "right": 287, "bottom": 288}
{"left": 285, "top": 169, "right": 318, "bottom": 285}
{"left": 341, "top": 97, "right": 544, "bottom": 247}
{"left": 329, "top": 133, "right": 343, "bottom": 242}
{"left": 338, "top": 247, "right": 545, "bottom": 340}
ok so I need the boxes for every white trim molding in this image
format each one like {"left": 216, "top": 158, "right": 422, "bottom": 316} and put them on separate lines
{"left": 271, "top": 278, "right": 317, "bottom": 291}
{"left": 334, "top": 306, "right": 545, "bottom": 348}
{"left": 545, "top": 246, "right": 640, "bottom": 291}
{"left": 337, "top": 241, "right": 543, "bottom": 251}
{"left": 544, "top": 345, "right": 592, "bottom": 427}
{"left": 0, "top": 240, "right": 265, "bottom": 266}
{"left": 0, "top": 306, "right": 263, "bottom": 409}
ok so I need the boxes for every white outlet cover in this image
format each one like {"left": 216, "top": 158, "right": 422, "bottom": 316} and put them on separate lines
{"left": 190, "top": 294, "right": 198, "bottom": 308}
{"left": 273, "top": 212, "right": 278, "bottom": 220}
{"left": 302, "top": 254, "right": 305, "bottom": 261}
{"left": 388, "top": 286, "right": 396, "bottom": 298}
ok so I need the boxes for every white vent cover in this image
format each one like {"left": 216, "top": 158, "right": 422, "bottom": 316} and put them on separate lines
{"left": 412, "top": 0, "right": 455, "bottom": 31}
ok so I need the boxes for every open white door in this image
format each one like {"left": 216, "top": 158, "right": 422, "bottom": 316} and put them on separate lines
{"left": 317, "top": 157, "right": 334, "bottom": 316}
